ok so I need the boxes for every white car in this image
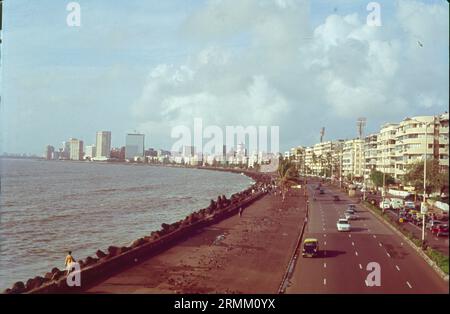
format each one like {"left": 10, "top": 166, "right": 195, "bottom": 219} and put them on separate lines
{"left": 344, "top": 210, "right": 357, "bottom": 220}
{"left": 380, "top": 199, "right": 390, "bottom": 210}
{"left": 337, "top": 218, "right": 351, "bottom": 232}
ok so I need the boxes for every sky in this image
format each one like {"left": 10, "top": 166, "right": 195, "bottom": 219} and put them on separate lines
{"left": 1, "top": 0, "right": 449, "bottom": 155}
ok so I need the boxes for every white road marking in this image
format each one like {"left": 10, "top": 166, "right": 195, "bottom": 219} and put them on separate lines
{"left": 386, "top": 252, "right": 391, "bottom": 258}
{"left": 323, "top": 278, "right": 327, "bottom": 285}
{"left": 401, "top": 243, "right": 404, "bottom": 246}
{"left": 349, "top": 234, "right": 352, "bottom": 238}
{"left": 324, "top": 234, "right": 327, "bottom": 237}
{"left": 373, "top": 235, "right": 377, "bottom": 239}
{"left": 323, "top": 228, "right": 326, "bottom": 231}
{"left": 324, "top": 263, "right": 327, "bottom": 268}
{"left": 406, "top": 281, "right": 413, "bottom": 289}
{"left": 324, "top": 241, "right": 327, "bottom": 246}
{"left": 359, "top": 264, "right": 363, "bottom": 269}
{"left": 379, "top": 242, "right": 383, "bottom": 247}
{"left": 396, "top": 265, "right": 400, "bottom": 271}
{"left": 352, "top": 242, "right": 355, "bottom": 246}
{"left": 355, "top": 251, "right": 359, "bottom": 256}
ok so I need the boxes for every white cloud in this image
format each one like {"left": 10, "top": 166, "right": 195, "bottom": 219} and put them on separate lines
{"left": 132, "top": 0, "right": 449, "bottom": 149}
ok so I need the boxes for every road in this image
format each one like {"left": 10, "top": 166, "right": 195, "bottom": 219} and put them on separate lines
{"left": 287, "top": 183, "right": 448, "bottom": 294}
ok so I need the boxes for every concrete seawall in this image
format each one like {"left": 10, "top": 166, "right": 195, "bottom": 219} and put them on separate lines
{"left": 4, "top": 169, "right": 272, "bottom": 294}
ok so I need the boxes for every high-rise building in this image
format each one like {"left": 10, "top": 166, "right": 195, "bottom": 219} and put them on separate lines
{"left": 69, "top": 138, "right": 84, "bottom": 161}
{"left": 84, "top": 145, "right": 96, "bottom": 160}
{"left": 125, "top": 133, "right": 145, "bottom": 160}
{"left": 95, "top": 131, "right": 111, "bottom": 160}
{"left": 44, "top": 145, "right": 54, "bottom": 160}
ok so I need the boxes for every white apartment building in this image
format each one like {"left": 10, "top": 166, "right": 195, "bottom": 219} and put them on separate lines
{"left": 342, "top": 139, "right": 364, "bottom": 180}
{"left": 84, "top": 145, "right": 96, "bottom": 160}
{"left": 364, "top": 134, "right": 378, "bottom": 177}
{"left": 376, "top": 123, "right": 398, "bottom": 178}
{"left": 395, "top": 113, "right": 449, "bottom": 179}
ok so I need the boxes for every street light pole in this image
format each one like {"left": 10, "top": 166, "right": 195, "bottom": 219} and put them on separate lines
{"left": 422, "top": 122, "right": 429, "bottom": 248}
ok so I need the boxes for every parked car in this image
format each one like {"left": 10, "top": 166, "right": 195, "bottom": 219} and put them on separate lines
{"left": 432, "top": 224, "right": 449, "bottom": 237}
{"left": 337, "top": 218, "right": 351, "bottom": 232}
{"left": 348, "top": 204, "right": 357, "bottom": 212}
{"left": 302, "top": 238, "right": 320, "bottom": 257}
{"left": 427, "top": 220, "right": 443, "bottom": 231}
{"left": 404, "top": 201, "right": 416, "bottom": 210}
{"left": 390, "top": 198, "right": 404, "bottom": 210}
{"left": 333, "top": 195, "right": 340, "bottom": 201}
{"left": 345, "top": 210, "right": 357, "bottom": 220}
{"left": 380, "top": 200, "right": 390, "bottom": 210}
{"left": 319, "top": 189, "right": 325, "bottom": 195}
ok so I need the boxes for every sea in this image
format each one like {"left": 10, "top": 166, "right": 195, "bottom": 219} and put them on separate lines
{"left": 0, "top": 158, "right": 254, "bottom": 289}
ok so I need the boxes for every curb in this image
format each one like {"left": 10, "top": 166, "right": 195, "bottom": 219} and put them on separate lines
{"left": 362, "top": 202, "right": 449, "bottom": 282}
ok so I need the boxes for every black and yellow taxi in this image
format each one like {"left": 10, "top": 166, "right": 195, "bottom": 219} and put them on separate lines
{"left": 302, "top": 238, "right": 319, "bottom": 257}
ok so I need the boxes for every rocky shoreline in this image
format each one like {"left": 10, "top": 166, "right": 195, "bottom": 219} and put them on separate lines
{"left": 3, "top": 168, "right": 273, "bottom": 294}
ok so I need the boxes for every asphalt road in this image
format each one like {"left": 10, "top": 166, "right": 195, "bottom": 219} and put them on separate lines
{"left": 287, "top": 183, "right": 448, "bottom": 294}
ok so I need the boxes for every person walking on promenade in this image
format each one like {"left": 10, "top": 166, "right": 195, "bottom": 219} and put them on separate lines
{"left": 65, "top": 251, "right": 75, "bottom": 275}
{"left": 239, "top": 207, "right": 243, "bottom": 218}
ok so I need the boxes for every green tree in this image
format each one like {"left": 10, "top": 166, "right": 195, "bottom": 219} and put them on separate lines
{"left": 403, "top": 160, "right": 449, "bottom": 194}
{"left": 277, "top": 158, "right": 299, "bottom": 202}
{"left": 370, "top": 170, "right": 395, "bottom": 188}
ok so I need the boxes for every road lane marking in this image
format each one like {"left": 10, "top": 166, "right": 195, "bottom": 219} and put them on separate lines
{"left": 323, "top": 228, "right": 326, "bottom": 231}
{"left": 323, "top": 278, "right": 327, "bottom": 285}
{"left": 352, "top": 242, "right": 355, "bottom": 246}
{"left": 401, "top": 243, "right": 404, "bottom": 246}
{"left": 386, "top": 252, "right": 391, "bottom": 258}
{"left": 396, "top": 265, "right": 400, "bottom": 271}
{"left": 324, "top": 234, "right": 327, "bottom": 237}
{"left": 324, "top": 263, "right": 327, "bottom": 268}
{"left": 373, "top": 235, "right": 377, "bottom": 239}
{"left": 359, "top": 264, "right": 363, "bottom": 269}
{"left": 379, "top": 242, "right": 383, "bottom": 247}
{"left": 349, "top": 234, "right": 352, "bottom": 238}
{"left": 406, "top": 281, "right": 412, "bottom": 289}
{"left": 324, "top": 241, "right": 327, "bottom": 246}
{"left": 355, "top": 251, "right": 359, "bottom": 256}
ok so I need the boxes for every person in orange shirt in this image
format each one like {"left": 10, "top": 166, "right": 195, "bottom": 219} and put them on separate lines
{"left": 65, "top": 251, "right": 75, "bottom": 275}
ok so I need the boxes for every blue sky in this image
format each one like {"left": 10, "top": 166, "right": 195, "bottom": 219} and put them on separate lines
{"left": 1, "top": 0, "right": 449, "bottom": 155}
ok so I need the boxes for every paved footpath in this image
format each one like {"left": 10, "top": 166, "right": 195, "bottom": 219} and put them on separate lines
{"left": 86, "top": 190, "right": 307, "bottom": 294}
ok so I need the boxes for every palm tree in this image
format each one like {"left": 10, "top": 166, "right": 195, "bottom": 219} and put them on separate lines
{"left": 277, "top": 158, "right": 299, "bottom": 202}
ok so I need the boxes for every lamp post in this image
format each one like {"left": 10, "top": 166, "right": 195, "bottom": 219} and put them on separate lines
{"left": 421, "top": 121, "right": 432, "bottom": 249}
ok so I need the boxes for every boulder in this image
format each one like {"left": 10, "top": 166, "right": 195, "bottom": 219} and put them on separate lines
{"left": 51, "top": 267, "right": 61, "bottom": 274}
{"left": 107, "top": 246, "right": 120, "bottom": 256}
{"left": 84, "top": 256, "right": 97, "bottom": 267}
{"left": 131, "top": 238, "right": 146, "bottom": 248}
{"left": 96, "top": 250, "right": 107, "bottom": 259}
{"left": 51, "top": 270, "right": 64, "bottom": 281}
{"left": 25, "top": 276, "right": 45, "bottom": 291}
{"left": 11, "top": 281, "right": 26, "bottom": 294}
{"left": 44, "top": 272, "right": 53, "bottom": 281}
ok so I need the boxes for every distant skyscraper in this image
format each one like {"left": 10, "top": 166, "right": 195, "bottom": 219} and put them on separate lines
{"left": 95, "top": 131, "right": 111, "bottom": 159}
{"left": 182, "top": 146, "right": 195, "bottom": 158}
{"left": 44, "top": 145, "right": 54, "bottom": 160}
{"left": 125, "top": 133, "right": 145, "bottom": 160}
{"left": 84, "top": 145, "right": 96, "bottom": 160}
{"left": 69, "top": 138, "right": 84, "bottom": 161}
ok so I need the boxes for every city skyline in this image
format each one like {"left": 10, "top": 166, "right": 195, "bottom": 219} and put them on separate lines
{"left": 1, "top": 0, "right": 448, "bottom": 155}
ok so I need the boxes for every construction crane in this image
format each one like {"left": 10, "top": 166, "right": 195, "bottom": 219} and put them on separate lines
{"left": 320, "top": 127, "right": 325, "bottom": 143}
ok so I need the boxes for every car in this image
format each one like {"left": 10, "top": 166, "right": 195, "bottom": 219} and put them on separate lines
{"left": 302, "top": 238, "right": 319, "bottom": 257}
{"left": 390, "top": 198, "right": 404, "bottom": 210}
{"left": 432, "top": 224, "right": 449, "bottom": 237}
{"left": 380, "top": 200, "right": 391, "bottom": 210}
{"left": 319, "top": 189, "right": 325, "bottom": 195}
{"left": 337, "top": 218, "right": 351, "bottom": 232}
{"left": 427, "top": 220, "right": 443, "bottom": 231}
{"left": 404, "top": 201, "right": 416, "bottom": 210}
{"left": 333, "top": 195, "right": 340, "bottom": 201}
{"left": 348, "top": 204, "right": 357, "bottom": 212}
{"left": 345, "top": 210, "right": 357, "bottom": 220}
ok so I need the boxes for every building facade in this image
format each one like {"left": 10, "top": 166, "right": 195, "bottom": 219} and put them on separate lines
{"left": 125, "top": 133, "right": 145, "bottom": 160}
{"left": 95, "top": 131, "right": 111, "bottom": 160}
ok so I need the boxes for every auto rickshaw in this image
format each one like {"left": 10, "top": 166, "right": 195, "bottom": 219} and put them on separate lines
{"left": 302, "top": 238, "right": 319, "bottom": 257}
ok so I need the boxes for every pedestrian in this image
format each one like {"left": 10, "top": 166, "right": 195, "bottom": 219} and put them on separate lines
{"left": 239, "top": 207, "right": 243, "bottom": 218}
{"left": 65, "top": 251, "right": 75, "bottom": 275}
